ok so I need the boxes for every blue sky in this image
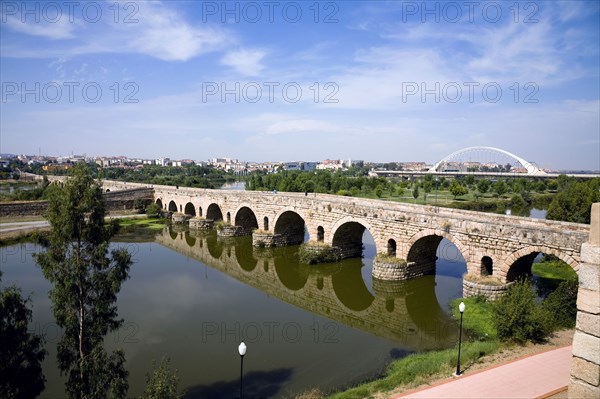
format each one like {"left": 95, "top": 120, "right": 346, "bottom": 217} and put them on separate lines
{"left": 1, "top": 0, "right": 599, "bottom": 170}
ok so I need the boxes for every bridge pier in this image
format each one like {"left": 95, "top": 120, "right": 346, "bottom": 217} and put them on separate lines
{"left": 372, "top": 257, "right": 436, "bottom": 280}
{"left": 189, "top": 218, "right": 214, "bottom": 231}
{"left": 252, "top": 232, "right": 288, "bottom": 247}
{"left": 217, "top": 224, "right": 251, "bottom": 237}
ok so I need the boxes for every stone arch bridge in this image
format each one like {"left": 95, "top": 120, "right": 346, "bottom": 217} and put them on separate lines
{"left": 102, "top": 180, "right": 590, "bottom": 290}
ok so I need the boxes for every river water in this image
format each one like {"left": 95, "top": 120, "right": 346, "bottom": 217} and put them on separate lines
{"left": 1, "top": 226, "right": 467, "bottom": 398}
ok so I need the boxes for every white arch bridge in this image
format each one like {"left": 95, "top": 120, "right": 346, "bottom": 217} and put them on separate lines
{"left": 428, "top": 146, "right": 546, "bottom": 176}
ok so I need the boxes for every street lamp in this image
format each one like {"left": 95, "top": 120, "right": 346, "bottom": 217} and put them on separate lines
{"left": 238, "top": 341, "right": 247, "bottom": 399}
{"left": 455, "top": 301, "right": 465, "bottom": 376}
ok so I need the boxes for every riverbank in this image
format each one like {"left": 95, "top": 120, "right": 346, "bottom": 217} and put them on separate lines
{"left": 293, "top": 329, "right": 574, "bottom": 399}
{"left": 0, "top": 212, "right": 151, "bottom": 245}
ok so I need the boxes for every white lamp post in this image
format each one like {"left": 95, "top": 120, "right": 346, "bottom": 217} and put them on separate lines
{"left": 456, "top": 302, "right": 465, "bottom": 376}
{"left": 238, "top": 341, "right": 247, "bottom": 399}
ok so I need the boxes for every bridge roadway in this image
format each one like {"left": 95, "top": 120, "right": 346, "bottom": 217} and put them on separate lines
{"left": 101, "top": 179, "right": 590, "bottom": 285}
{"left": 369, "top": 170, "right": 600, "bottom": 179}
{"left": 154, "top": 226, "right": 457, "bottom": 350}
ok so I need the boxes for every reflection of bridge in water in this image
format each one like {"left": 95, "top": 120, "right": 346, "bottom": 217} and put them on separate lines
{"left": 155, "top": 226, "right": 458, "bottom": 351}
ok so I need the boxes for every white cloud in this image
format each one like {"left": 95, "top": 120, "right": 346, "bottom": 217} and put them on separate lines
{"left": 1, "top": 2, "right": 233, "bottom": 61}
{"left": 221, "top": 49, "right": 267, "bottom": 76}
{"left": 3, "top": 15, "right": 76, "bottom": 39}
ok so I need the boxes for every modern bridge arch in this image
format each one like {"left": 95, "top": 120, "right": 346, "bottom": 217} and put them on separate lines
{"left": 206, "top": 203, "right": 224, "bottom": 222}
{"left": 234, "top": 206, "right": 259, "bottom": 231}
{"left": 429, "top": 146, "right": 546, "bottom": 176}
{"left": 501, "top": 245, "right": 579, "bottom": 282}
{"left": 331, "top": 217, "right": 377, "bottom": 259}
{"left": 168, "top": 200, "right": 178, "bottom": 212}
{"left": 273, "top": 210, "right": 307, "bottom": 245}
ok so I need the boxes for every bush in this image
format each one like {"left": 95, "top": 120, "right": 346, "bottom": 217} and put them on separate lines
{"left": 146, "top": 203, "right": 162, "bottom": 218}
{"left": 542, "top": 280, "right": 578, "bottom": 329}
{"left": 492, "top": 279, "right": 551, "bottom": 344}
{"left": 298, "top": 243, "right": 340, "bottom": 265}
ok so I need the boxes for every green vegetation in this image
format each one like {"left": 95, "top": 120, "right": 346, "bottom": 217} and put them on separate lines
{"left": 33, "top": 163, "right": 133, "bottom": 398}
{"left": 0, "top": 271, "right": 47, "bottom": 398}
{"left": 451, "top": 296, "right": 497, "bottom": 340}
{"left": 139, "top": 357, "right": 184, "bottom": 399}
{"left": 547, "top": 177, "right": 600, "bottom": 223}
{"left": 532, "top": 255, "right": 578, "bottom": 282}
{"left": 374, "top": 254, "right": 407, "bottom": 265}
{"left": 327, "top": 341, "right": 498, "bottom": 399}
{"left": 298, "top": 243, "right": 341, "bottom": 264}
{"left": 246, "top": 170, "right": 598, "bottom": 223}
{"left": 492, "top": 278, "right": 578, "bottom": 344}
{"left": 326, "top": 276, "right": 577, "bottom": 398}
{"left": 492, "top": 279, "right": 551, "bottom": 344}
{"left": 118, "top": 217, "right": 167, "bottom": 230}
{"left": 0, "top": 176, "right": 50, "bottom": 202}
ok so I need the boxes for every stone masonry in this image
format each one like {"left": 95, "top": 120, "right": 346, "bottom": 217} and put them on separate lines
{"left": 98, "top": 179, "right": 590, "bottom": 285}
{"left": 569, "top": 203, "right": 600, "bottom": 398}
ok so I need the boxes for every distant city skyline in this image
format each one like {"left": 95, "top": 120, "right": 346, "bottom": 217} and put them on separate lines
{"left": 1, "top": 1, "right": 599, "bottom": 170}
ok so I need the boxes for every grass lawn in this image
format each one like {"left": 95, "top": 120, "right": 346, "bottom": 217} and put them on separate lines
{"left": 326, "top": 298, "right": 500, "bottom": 399}
{"left": 532, "top": 260, "right": 578, "bottom": 282}
{"left": 117, "top": 217, "right": 167, "bottom": 230}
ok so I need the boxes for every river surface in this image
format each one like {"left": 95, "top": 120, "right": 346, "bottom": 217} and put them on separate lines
{"left": 0, "top": 226, "right": 467, "bottom": 398}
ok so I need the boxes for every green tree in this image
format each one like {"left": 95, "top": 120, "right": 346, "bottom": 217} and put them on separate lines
{"left": 493, "top": 279, "right": 551, "bottom": 344}
{"left": 0, "top": 271, "right": 47, "bottom": 399}
{"left": 34, "top": 163, "right": 132, "bottom": 399}
{"left": 140, "top": 357, "right": 183, "bottom": 399}
{"left": 449, "top": 180, "right": 468, "bottom": 199}
{"left": 547, "top": 181, "right": 600, "bottom": 223}
{"left": 476, "top": 179, "right": 490, "bottom": 194}
{"left": 412, "top": 184, "right": 419, "bottom": 202}
{"left": 492, "top": 180, "right": 507, "bottom": 197}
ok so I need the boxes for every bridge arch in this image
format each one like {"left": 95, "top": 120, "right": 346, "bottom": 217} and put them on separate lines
{"left": 331, "top": 217, "right": 376, "bottom": 259}
{"left": 501, "top": 245, "right": 579, "bottom": 282}
{"left": 168, "top": 200, "right": 178, "bottom": 212}
{"left": 184, "top": 202, "right": 196, "bottom": 216}
{"left": 156, "top": 198, "right": 163, "bottom": 209}
{"left": 332, "top": 259, "right": 375, "bottom": 312}
{"left": 234, "top": 206, "right": 259, "bottom": 231}
{"left": 405, "top": 229, "right": 469, "bottom": 274}
{"left": 273, "top": 209, "right": 307, "bottom": 245}
{"left": 206, "top": 203, "right": 223, "bottom": 221}
{"left": 429, "top": 146, "right": 546, "bottom": 176}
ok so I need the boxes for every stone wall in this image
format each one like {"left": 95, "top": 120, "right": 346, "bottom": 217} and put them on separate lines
{"left": 0, "top": 187, "right": 154, "bottom": 218}
{"left": 569, "top": 203, "right": 600, "bottom": 398}
{"left": 252, "top": 232, "right": 288, "bottom": 247}
{"left": 139, "top": 181, "right": 588, "bottom": 282}
{"left": 0, "top": 200, "right": 48, "bottom": 217}
{"left": 373, "top": 259, "right": 436, "bottom": 280}
{"left": 462, "top": 279, "right": 512, "bottom": 300}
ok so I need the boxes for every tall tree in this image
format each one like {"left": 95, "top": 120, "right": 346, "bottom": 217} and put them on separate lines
{"left": 0, "top": 272, "right": 47, "bottom": 399}
{"left": 547, "top": 180, "right": 600, "bottom": 224}
{"left": 34, "top": 163, "right": 132, "bottom": 399}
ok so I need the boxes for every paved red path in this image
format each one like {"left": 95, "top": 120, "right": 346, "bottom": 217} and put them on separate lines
{"left": 393, "top": 345, "right": 572, "bottom": 399}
